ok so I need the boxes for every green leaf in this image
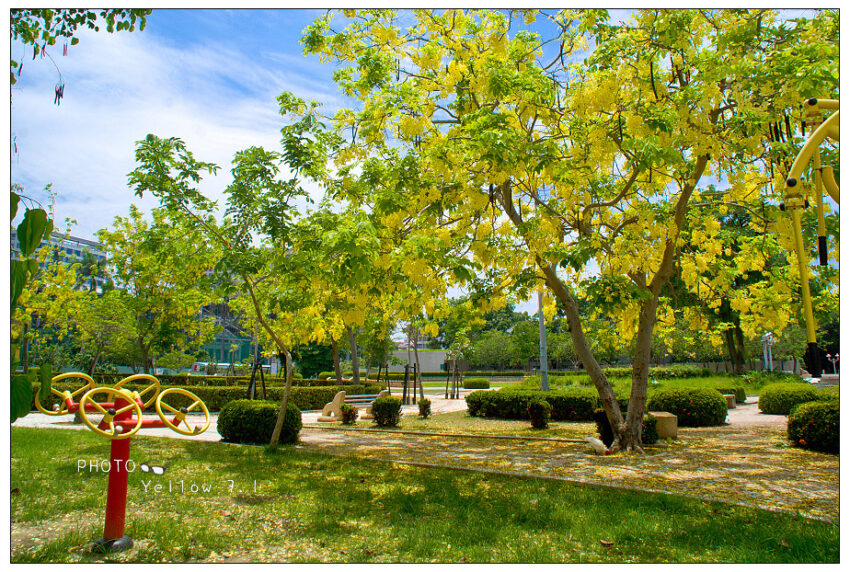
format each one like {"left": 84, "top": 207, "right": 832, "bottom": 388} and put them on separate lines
{"left": 38, "top": 364, "right": 53, "bottom": 401}
{"left": 11, "top": 192, "right": 20, "bottom": 220}
{"left": 10, "top": 259, "right": 27, "bottom": 310}
{"left": 26, "top": 258, "right": 39, "bottom": 276}
{"left": 16, "top": 208, "right": 49, "bottom": 258}
{"left": 11, "top": 376, "right": 33, "bottom": 423}
{"left": 71, "top": 37, "right": 79, "bottom": 45}
{"left": 10, "top": 343, "right": 20, "bottom": 373}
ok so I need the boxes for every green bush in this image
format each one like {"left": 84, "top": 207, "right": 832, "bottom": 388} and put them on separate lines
{"left": 647, "top": 388, "right": 727, "bottom": 427}
{"left": 787, "top": 400, "right": 838, "bottom": 454}
{"left": 371, "top": 396, "right": 403, "bottom": 427}
{"left": 593, "top": 408, "right": 658, "bottom": 446}
{"left": 714, "top": 386, "right": 746, "bottom": 403}
{"left": 417, "top": 398, "right": 431, "bottom": 419}
{"left": 217, "top": 399, "right": 301, "bottom": 445}
{"left": 759, "top": 383, "right": 819, "bottom": 415}
{"left": 527, "top": 399, "right": 551, "bottom": 429}
{"left": 463, "top": 377, "right": 490, "bottom": 389}
{"left": 339, "top": 403, "right": 358, "bottom": 425}
{"left": 466, "top": 388, "right": 598, "bottom": 421}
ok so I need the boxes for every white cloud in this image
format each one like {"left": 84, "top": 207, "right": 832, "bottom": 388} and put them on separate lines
{"left": 10, "top": 21, "right": 342, "bottom": 239}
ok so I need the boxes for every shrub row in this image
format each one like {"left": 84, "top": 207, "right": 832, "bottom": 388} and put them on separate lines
{"left": 85, "top": 372, "right": 303, "bottom": 387}
{"left": 32, "top": 381, "right": 383, "bottom": 413}
{"left": 217, "top": 399, "right": 302, "bottom": 445}
{"left": 787, "top": 400, "right": 839, "bottom": 454}
{"left": 646, "top": 388, "right": 727, "bottom": 427}
{"left": 466, "top": 388, "right": 598, "bottom": 421}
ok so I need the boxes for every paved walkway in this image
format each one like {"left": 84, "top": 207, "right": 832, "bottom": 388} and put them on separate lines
{"left": 13, "top": 397, "right": 838, "bottom": 523}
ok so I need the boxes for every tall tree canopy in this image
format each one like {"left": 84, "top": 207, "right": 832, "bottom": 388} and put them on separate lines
{"left": 301, "top": 8, "right": 839, "bottom": 451}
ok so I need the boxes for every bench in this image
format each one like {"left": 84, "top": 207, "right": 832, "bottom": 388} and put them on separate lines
{"left": 317, "top": 390, "right": 393, "bottom": 422}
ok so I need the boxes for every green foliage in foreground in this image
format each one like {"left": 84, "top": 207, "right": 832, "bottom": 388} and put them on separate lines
{"left": 217, "top": 399, "right": 301, "bottom": 445}
{"left": 10, "top": 427, "right": 838, "bottom": 563}
{"left": 787, "top": 401, "right": 839, "bottom": 454}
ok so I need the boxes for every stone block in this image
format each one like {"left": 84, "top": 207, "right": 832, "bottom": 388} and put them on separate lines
{"left": 723, "top": 394, "right": 736, "bottom": 409}
{"left": 648, "top": 411, "right": 678, "bottom": 439}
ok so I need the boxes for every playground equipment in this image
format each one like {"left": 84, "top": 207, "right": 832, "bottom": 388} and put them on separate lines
{"left": 780, "top": 97, "right": 839, "bottom": 377}
{"left": 43, "top": 373, "right": 210, "bottom": 553}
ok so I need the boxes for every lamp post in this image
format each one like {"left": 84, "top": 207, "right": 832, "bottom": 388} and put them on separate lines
{"left": 761, "top": 332, "right": 775, "bottom": 372}
{"left": 826, "top": 353, "right": 839, "bottom": 374}
{"left": 537, "top": 290, "right": 549, "bottom": 391}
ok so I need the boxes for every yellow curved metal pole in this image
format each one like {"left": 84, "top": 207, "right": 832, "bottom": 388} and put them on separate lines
{"left": 821, "top": 166, "right": 839, "bottom": 203}
{"left": 786, "top": 110, "right": 839, "bottom": 184}
{"left": 781, "top": 98, "right": 839, "bottom": 378}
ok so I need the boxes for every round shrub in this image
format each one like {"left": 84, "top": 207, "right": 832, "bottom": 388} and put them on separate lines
{"left": 217, "top": 399, "right": 302, "bottom": 445}
{"left": 647, "top": 388, "right": 727, "bottom": 427}
{"left": 463, "top": 377, "right": 490, "bottom": 389}
{"left": 527, "top": 399, "right": 551, "bottom": 429}
{"left": 417, "top": 398, "right": 431, "bottom": 419}
{"left": 787, "top": 400, "right": 838, "bottom": 454}
{"left": 371, "top": 396, "right": 402, "bottom": 427}
{"left": 465, "top": 391, "right": 485, "bottom": 417}
{"left": 339, "top": 402, "right": 358, "bottom": 425}
{"left": 759, "top": 383, "right": 819, "bottom": 415}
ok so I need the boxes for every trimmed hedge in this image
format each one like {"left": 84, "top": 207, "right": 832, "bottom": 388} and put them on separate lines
{"left": 758, "top": 383, "right": 819, "bottom": 415}
{"left": 527, "top": 399, "right": 551, "bottom": 429}
{"left": 217, "top": 399, "right": 301, "bottom": 445}
{"left": 371, "top": 396, "right": 403, "bottom": 427}
{"left": 33, "top": 381, "right": 384, "bottom": 413}
{"left": 463, "top": 378, "right": 490, "bottom": 389}
{"left": 714, "top": 386, "right": 746, "bottom": 404}
{"left": 646, "top": 388, "right": 727, "bottom": 427}
{"left": 87, "top": 372, "right": 302, "bottom": 387}
{"left": 466, "top": 388, "right": 598, "bottom": 421}
{"left": 787, "top": 400, "right": 839, "bottom": 454}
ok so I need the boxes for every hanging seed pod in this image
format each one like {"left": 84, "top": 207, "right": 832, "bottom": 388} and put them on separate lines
{"left": 784, "top": 114, "right": 793, "bottom": 140}
{"left": 776, "top": 122, "right": 785, "bottom": 143}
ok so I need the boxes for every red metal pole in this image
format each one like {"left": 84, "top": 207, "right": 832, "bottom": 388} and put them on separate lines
{"left": 92, "top": 396, "right": 134, "bottom": 553}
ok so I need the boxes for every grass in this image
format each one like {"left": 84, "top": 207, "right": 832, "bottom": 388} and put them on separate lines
{"left": 11, "top": 427, "right": 839, "bottom": 563}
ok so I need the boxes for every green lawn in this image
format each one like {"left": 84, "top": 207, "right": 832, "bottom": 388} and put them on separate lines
{"left": 11, "top": 427, "right": 838, "bottom": 563}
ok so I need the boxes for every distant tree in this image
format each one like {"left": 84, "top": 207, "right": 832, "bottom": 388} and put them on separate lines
{"left": 97, "top": 206, "right": 218, "bottom": 373}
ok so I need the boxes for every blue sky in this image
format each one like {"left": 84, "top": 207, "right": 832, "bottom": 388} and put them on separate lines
{"left": 10, "top": 9, "right": 348, "bottom": 240}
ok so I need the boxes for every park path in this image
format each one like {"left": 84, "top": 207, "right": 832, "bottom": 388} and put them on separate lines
{"left": 13, "top": 397, "right": 838, "bottom": 523}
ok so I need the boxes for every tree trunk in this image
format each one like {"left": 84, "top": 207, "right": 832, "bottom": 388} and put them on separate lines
{"left": 268, "top": 348, "right": 294, "bottom": 450}
{"left": 733, "top": 320, "right": 746, "bottom": 374}
{"left": 619, "top": 295, "right": 660, "bottom": 453}
{"left": 347, "top": 326, "right": 360, "bottom": 385}
{"left": 413, "top": 327, "right": 422, "bottom": 387}
{"left": 331, "top": 337, "right": 342, "bottom": 385}
{"left": 539, "top": 264, "right": 624, "bottom": 435}
{"left": 141, "top": 342, "right": 151, "bottom": 374}
{"left": 88, "top": 344, "right": 104, "bottom": 377}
